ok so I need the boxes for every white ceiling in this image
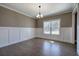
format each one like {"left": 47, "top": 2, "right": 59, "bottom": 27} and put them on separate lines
{"left": 0, "top": 3, "right": 74, "bottom": 18}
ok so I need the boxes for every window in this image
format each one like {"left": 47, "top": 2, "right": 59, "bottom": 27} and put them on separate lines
{"left": 43, "top": 21, "right": 50, "bottom": 34}
{"left": 43, "top": 19, "right": 60, "bottom": 35}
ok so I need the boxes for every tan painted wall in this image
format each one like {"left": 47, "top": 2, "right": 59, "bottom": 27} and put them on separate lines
{"left": 0, "top": 6, "right": 72, "bottom": 28}
{"left": 36, "top": 12, "right": 72, "bottom": 28}
{"left": 0, "top": 6, "right": 35, "bottom": 28}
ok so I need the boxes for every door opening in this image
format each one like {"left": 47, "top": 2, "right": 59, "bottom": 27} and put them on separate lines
{"left": 75, "top": 12, "right": 77, "bottom": 48}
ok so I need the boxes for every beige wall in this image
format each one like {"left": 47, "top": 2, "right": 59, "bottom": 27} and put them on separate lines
{"left": 0, "top": 6, "right": 35, "bottom": 28}
{"left": 36, "top": 12, "right": 72, "bottom": 28}
{"left": 0, "top": 6, "right": 72, "bottom": 28}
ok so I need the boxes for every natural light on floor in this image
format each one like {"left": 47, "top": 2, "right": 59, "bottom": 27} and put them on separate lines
{"left": 49, "top": 41, "right": 55, "bottom": 43}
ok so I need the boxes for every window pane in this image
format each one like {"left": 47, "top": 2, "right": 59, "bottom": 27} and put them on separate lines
{"left": 51, "top": 20, "right": 60, "bottom": 35}
{"left": 43, "top": 19, "right": 60, "bottom": 35}
{"left": 43, "top": 21, "right": 50, "bottom": 34}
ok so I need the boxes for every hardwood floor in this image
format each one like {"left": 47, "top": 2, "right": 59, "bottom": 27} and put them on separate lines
{"left": 0, "top": 38, "right": 77, "bottom": 56}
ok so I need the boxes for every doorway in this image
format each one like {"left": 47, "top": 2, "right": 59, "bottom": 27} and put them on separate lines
{"left": 75, "top": 12, "right": 77, "bottom": 48}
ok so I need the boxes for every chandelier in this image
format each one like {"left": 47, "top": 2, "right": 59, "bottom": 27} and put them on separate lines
{"left": 36, "top": 5, "right": 43, "bottom": 18}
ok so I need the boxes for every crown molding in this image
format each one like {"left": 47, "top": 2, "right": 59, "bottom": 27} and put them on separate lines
{"left": 39, "top": 10, "right": 72, "bottom": 20}
{"left": 72, "top": 3, "right": 78, "bottom": 14}
{"left": 0, "top": 4, "right": 34, "bottom": 19}
{"left": 0, "top": 3, "right": 74, "bottom": 20}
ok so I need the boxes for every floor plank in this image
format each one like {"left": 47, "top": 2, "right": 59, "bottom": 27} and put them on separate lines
{"left": 0, "top": 38, "right": 77, "bottom": 56}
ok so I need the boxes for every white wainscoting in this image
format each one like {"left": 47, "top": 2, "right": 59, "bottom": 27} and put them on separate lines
{"left": 35, "top": 27, "right": 73, "bottom": 44}
{"left": 0, "top": 27, "right": 73, "bottom": 48}
{"left": 9, "top": 27, "right": 21, "bottom": 44}
{"left": 0, "top": 27, "right": 35, "bottom": 48}
{"left": 77, "top": 26, "right": 79, "bottom": 55}
{"left": 0, "top": 27, "right": 9, "bottom": 47}
{"left": 20, "top": 28, "right": 35, "bottom": 41}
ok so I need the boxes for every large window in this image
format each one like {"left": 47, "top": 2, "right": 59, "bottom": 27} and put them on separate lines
{"left": 43, "top": 19, "right": 60, "bottom": 35}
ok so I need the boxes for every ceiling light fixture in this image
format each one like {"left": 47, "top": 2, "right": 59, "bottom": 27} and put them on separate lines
{"left": 36, "top": 5, "right": 43, "bottom": 18}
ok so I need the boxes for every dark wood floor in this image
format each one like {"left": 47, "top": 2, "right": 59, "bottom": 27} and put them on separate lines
{"left": 0, "top": 38, "right": 77, "bottom": 56}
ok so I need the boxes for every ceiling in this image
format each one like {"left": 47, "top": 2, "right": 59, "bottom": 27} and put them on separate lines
{"left": 0, "top": 3, "right": 74, "bottom": 19}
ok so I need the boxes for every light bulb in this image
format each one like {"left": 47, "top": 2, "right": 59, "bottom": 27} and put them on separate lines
{"left": 40, "top": 14, "right": 43, "bottom": 18}
{"left": 36, "top": 14, "right": 40, "bottom": 18}
{"left": 36, "top": 14, "right": 43, "bottom": 18}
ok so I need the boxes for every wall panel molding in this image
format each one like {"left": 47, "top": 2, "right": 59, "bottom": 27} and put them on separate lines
{"left": 35, "top": 27, "right": 73, "bottom": 44}
{"left": 0, "top": 27, "right": 35, "bottom": 48}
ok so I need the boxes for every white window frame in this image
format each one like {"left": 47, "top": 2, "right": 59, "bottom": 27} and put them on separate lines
{"left": 43, "top": 19, "right": 60, "bottom": 35}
